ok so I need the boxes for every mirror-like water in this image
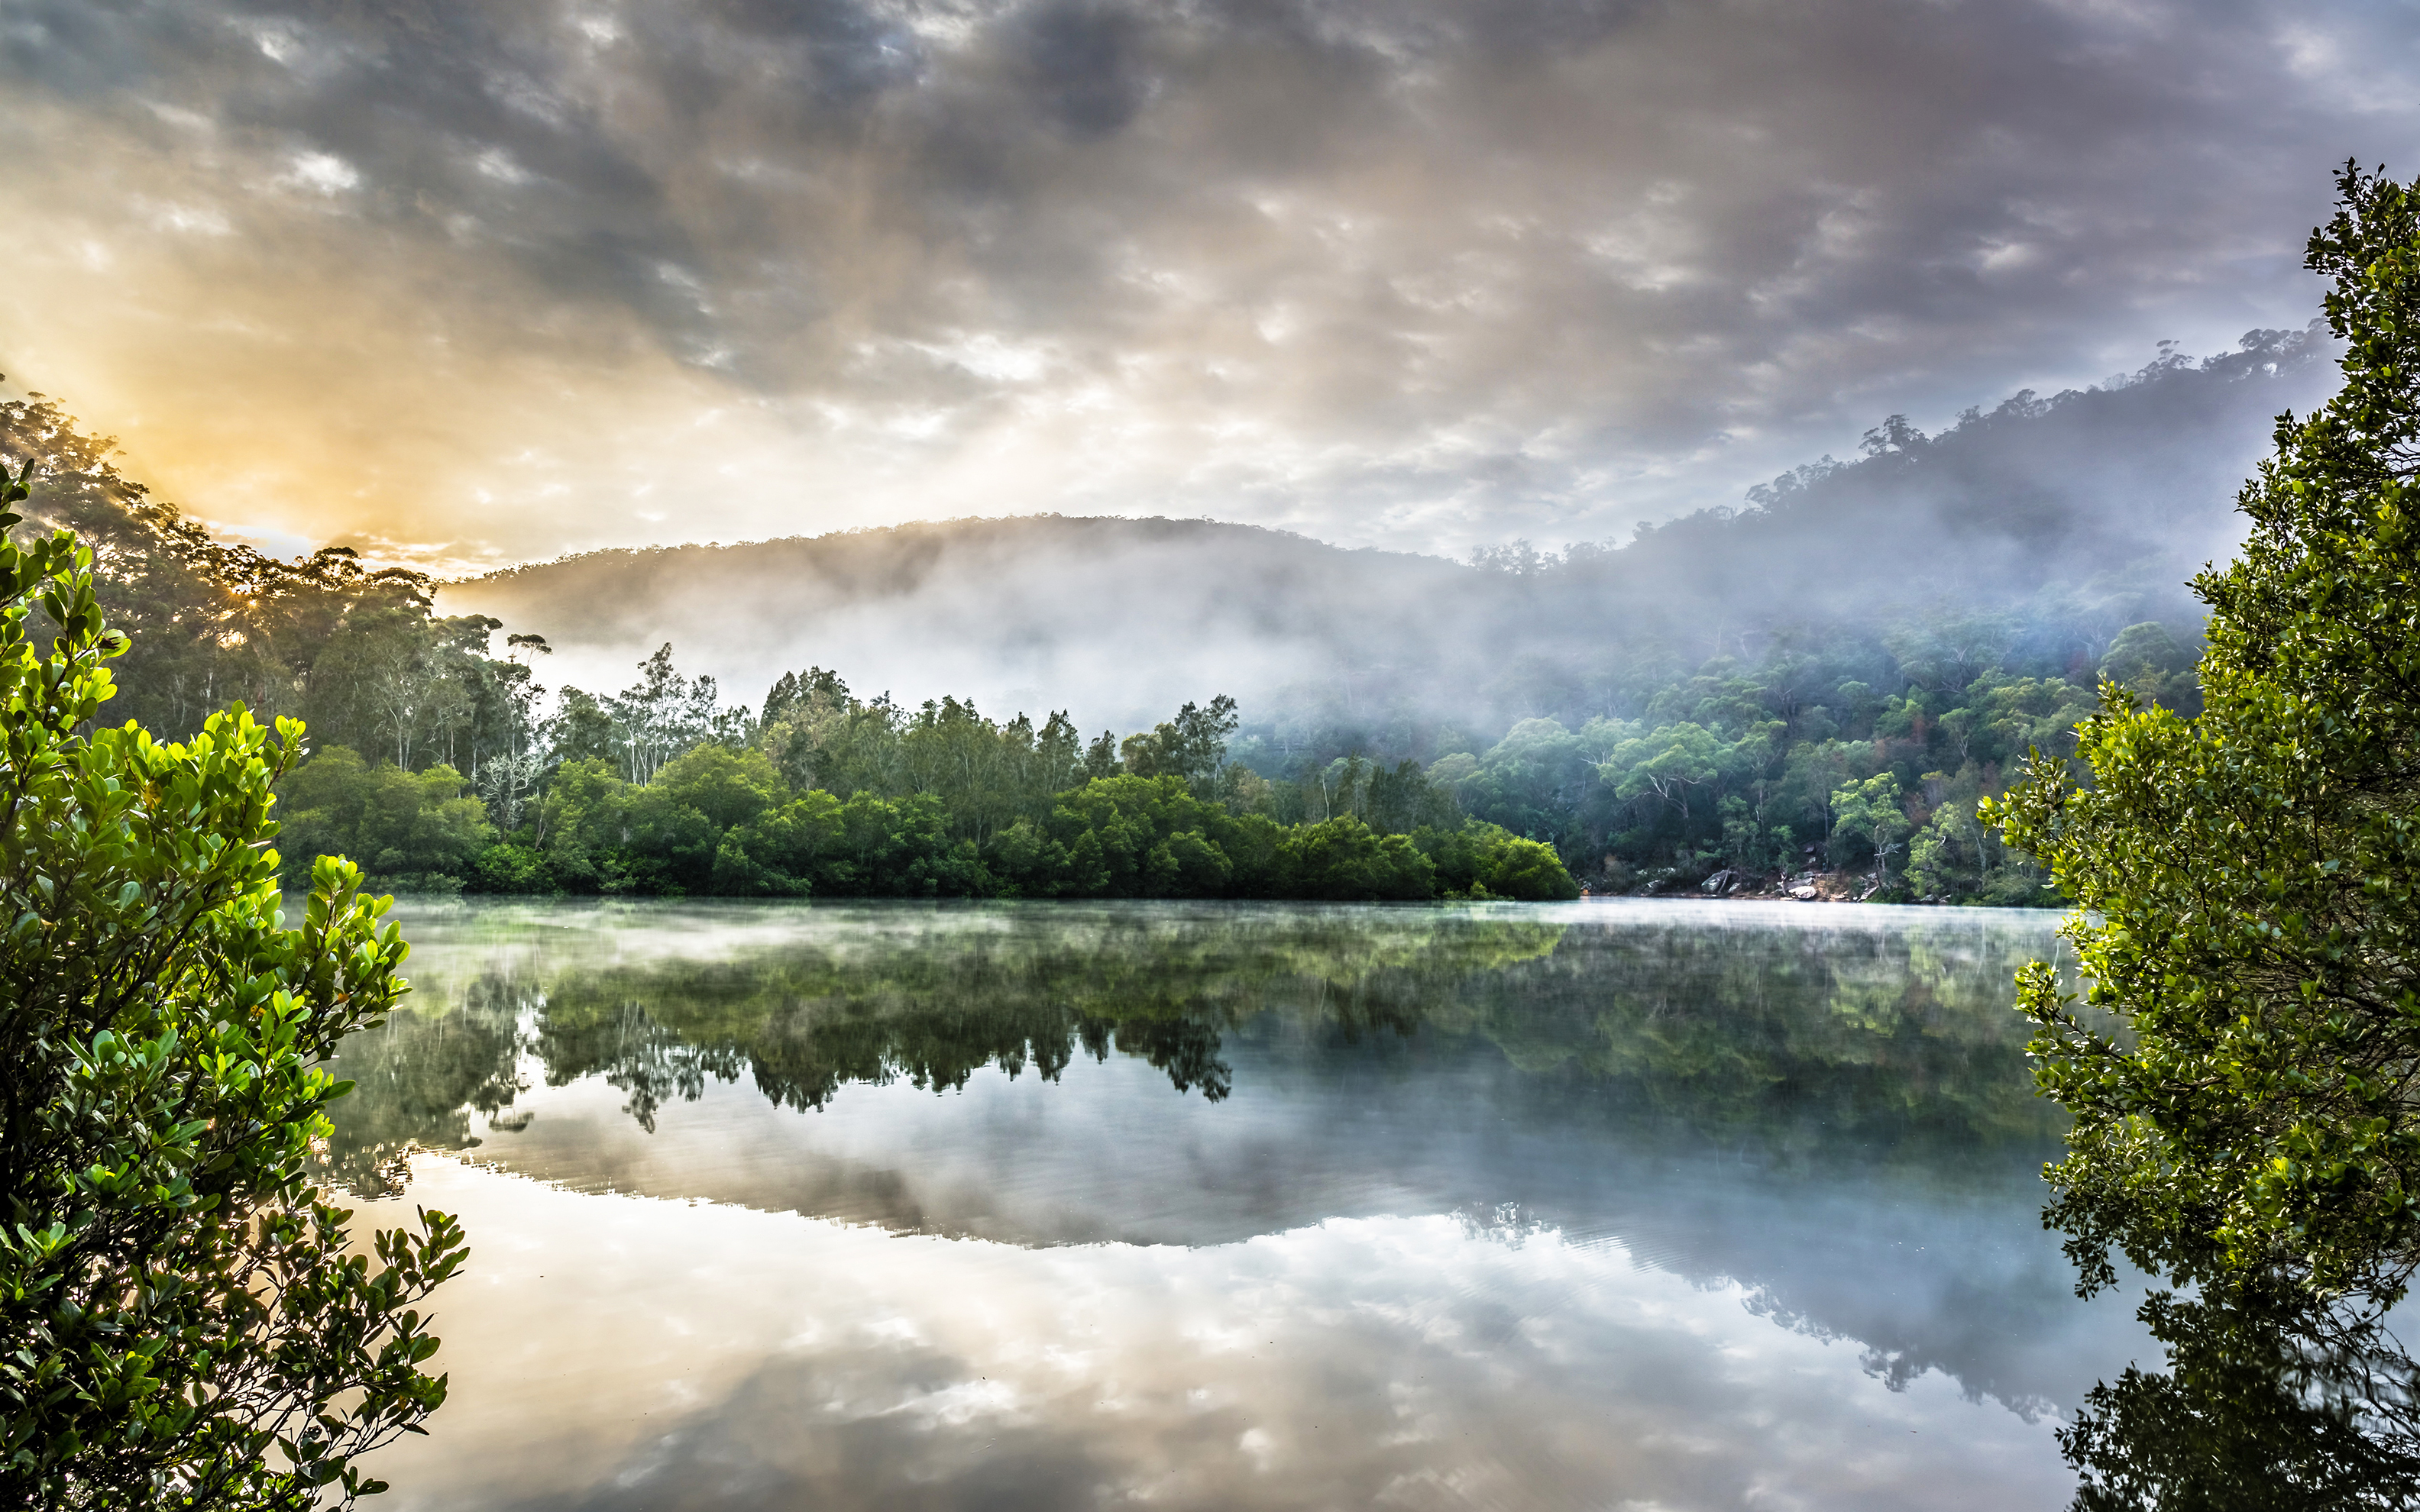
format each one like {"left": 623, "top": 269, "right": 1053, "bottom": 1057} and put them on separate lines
{"left": 337, "top": 897, "right": 2139, "bottom": 1510}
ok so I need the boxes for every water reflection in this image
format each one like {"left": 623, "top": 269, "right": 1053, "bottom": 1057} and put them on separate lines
{"left": 328, "top": 897, "right": 2060, "bottom": 1189}
{"left": 368, "top": 1163, "right": 2087, "bottom": 1512}
{"left": 325, "top": 899, "right": 2135, "bottom": 1510}
{"left": 2060, "top": 1292, "right": 2420, "bottom": 1510}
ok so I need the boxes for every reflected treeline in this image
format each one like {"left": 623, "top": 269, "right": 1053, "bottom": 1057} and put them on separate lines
{"left": 1430, "top": 910, "right": 2062, "bottom": 1160}
{"left": 520, "top": 903, "right": 1576, "bottom": 1130}
{"left": 2062, "top": 1291, "right": 2420, "bottom": 1510}
{"left": 319, "top": 971, "right": 529, "bottom": 1192}
{"left": 319, "top": 900, "right": 2059, "bottom": 1194}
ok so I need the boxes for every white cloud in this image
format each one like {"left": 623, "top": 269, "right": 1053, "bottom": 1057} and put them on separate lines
{"left": 353, "top": 1154, "right": 2088, "bottom": 1511}
{"left": 281, "top": 150, "right": 359, "bottom": 195}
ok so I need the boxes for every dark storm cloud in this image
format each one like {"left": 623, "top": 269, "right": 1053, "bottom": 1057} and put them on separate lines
{"left": 0, "top": 0, "right": 2413, "bottom": 564}
{"left": 1018, "top": 4, "right": 1152, "bottom": 137}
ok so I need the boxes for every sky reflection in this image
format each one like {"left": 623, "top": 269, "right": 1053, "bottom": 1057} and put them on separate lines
{"left": 334, "top": 898, "right": 2140, "bottom": 1506}
{"left": 362, "top": 1159, "right": 2079, "bottom": 1512}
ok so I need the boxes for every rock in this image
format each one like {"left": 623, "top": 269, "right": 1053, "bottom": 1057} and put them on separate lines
{"left": 1789, "top": 884, "right": 1819, "bottom": 901}
{"left": 1700, "top": 869, "right": 1735, "bottom": 895}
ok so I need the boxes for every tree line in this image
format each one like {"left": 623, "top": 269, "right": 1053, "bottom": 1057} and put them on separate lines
{"left": 0, "top": 399, "right": 1577, "bottom": 903}
{"left": 245, "top": 609, "right": 2205, "bottom": 906}
{"left": 276, "top": 655, "right": 1576, "bottom": 903}
{"left": 0, "top": 389, "right": 548, "bottom": 782}
{"left": 6, "top": 378, "right": 2193, "bottom": 906}
{"left": 2, "top": 386, "right": 2183, "bottom": 906}
{"left": 1384, "top": 604, "right": 2201, "bottom": 903}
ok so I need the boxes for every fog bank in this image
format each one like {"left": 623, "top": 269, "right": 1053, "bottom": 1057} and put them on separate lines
{"left": 445, "top": 332, "right": 2338, "bottom": 741}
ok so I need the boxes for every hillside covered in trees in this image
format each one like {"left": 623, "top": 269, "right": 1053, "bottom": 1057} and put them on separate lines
{"left": 448, "top": 325, "right": 2328, "bottom": 732}
{"left": 1, "top": 328, "right": 2312, "bottom": 903}
{"left": 0, "top": 388, "right": 1568, "bottom": 902}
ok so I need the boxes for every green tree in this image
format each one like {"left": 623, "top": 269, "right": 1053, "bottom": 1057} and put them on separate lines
{"left": 1830, "top": 773, "right": 1911, "bottom": 887}
{"left": 651, "top": 744, "right": 785, "bottom": 832}
{"left": 1283, "top": 816, "right": 1436, "bottom": 901}
{"left": 1991, "top": 163, "right": 2420, "bottom": 1319}
{"left": 277, "top": 748, "right": 496, "bottom": 893}
{"left": 1, "top": 396, "right": 548, "bottom": 784}
{"left": 1603, "top": 721, "right": 1726, "bottom": 822}
{"left": 1414, "top": 823, "right": 1581, "bottom": 900}
{"left": 995, "top": 775, "right": 1244, "bottom": 898}
{"left": 1460, "top": 718, "right": 1593, "bottom": 842}
{"left": 1118, "top": 695, "right": 1238, "bottom": 796}
{"left": 0, "top": 462, "right": 465, "bottom": 1506}
{"left": 532, "top": 758, "right": 634, "bottom": 892}
{"left": 544, "top": 688, "right": 616, "bottom": 769}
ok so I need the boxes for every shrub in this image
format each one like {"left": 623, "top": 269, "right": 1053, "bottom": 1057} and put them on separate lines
{"left": 0, "top": 465, "right": 464, "bottom": 1507}
{"left": 1283, "top": 816, "right": 1437, "bottom": 901}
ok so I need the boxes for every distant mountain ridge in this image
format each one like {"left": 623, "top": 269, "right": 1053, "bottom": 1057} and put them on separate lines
{"left": 446, "top": 515, "right": 1469, "bottom": 735}
{"left": 443, "top": 326, "right": 2339, "bottom": 737}
{"left": 461, "top": 514, "right": 1460, "bottom": 652}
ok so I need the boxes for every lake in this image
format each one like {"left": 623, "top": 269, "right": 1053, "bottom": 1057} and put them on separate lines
{"left": 332, "top": 897, "right": 2141, "bottom": 1510}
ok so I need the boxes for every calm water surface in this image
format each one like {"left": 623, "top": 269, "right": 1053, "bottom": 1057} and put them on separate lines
{"left": 333, "top": 898, "right": 2141, "bottom": 1510}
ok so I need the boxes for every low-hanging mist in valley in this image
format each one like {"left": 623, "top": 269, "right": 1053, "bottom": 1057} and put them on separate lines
{"left": 0, "top": 320, "right": 2341, "bottom": 903}
{"left": 445, "top": 326, "right": 2338, "bottom": 751}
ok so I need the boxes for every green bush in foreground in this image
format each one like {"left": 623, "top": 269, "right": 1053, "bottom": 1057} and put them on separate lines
{"left": 0, "top": 462, "right": 464, "bottom": 1507}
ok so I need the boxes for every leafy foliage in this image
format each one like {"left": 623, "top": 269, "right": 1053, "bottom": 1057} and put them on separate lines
{"left": 277, "top": 751, "right": 494, "bottom": 896}
{"left": 0, "top": 460, "right": 465, "bottom": 1506}
{"left": 1986, "top": 163, "right": 2420, "bottom": 1512}
{"left": 1992, "top": 162, "right": 2420, "bottom": 1313}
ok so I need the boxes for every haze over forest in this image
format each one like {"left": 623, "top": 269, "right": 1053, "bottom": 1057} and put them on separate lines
{"left": 451, "top": 328, "right": 2336, "bottom": 739}
{"left": 16, "top": 6, "right": 2420, "bottom": 1506}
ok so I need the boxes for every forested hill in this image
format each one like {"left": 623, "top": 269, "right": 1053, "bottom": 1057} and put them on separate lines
{"left": 1558, "top": 324, "right": 2336, "bottom": 621}
{"left": 448, "top": 516, "right": 1466, "bottom": 738}
{"left": 0, "top": 325, "right": 2345, "bottom": 905}
{"left": 448, "top": 325, "right": 2337, "bottom": 739}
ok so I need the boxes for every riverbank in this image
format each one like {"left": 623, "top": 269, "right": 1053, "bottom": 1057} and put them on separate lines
{"left": 1585, "top": 866, "right": 2059, "bottom": 907}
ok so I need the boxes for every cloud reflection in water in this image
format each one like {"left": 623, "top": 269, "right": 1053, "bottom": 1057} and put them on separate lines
{"left": 364, "top": 1159, "right": 2075, "bottom": 1512}
{"left": 329, "top": 899, "right": 2140, "bottom": 1506}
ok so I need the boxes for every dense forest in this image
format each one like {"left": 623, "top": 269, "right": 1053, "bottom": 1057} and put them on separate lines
{"left": 0, "top": 389, "right": 1569, "bottom": 903}
{"left": 2, "top": 341, "right": 2250, "bottom": 904}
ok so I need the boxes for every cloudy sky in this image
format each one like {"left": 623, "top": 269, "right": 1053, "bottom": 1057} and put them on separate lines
{"left": 2, "top": 0, "right": 2415, "bottom": 571}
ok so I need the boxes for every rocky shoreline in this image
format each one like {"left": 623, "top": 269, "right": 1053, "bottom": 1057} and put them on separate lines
{"left": 1583, "top": 867, "right": 1889, "bottom": 903}
{"left": 1577, "top": 861, "right": 1970, "bottom": 903}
